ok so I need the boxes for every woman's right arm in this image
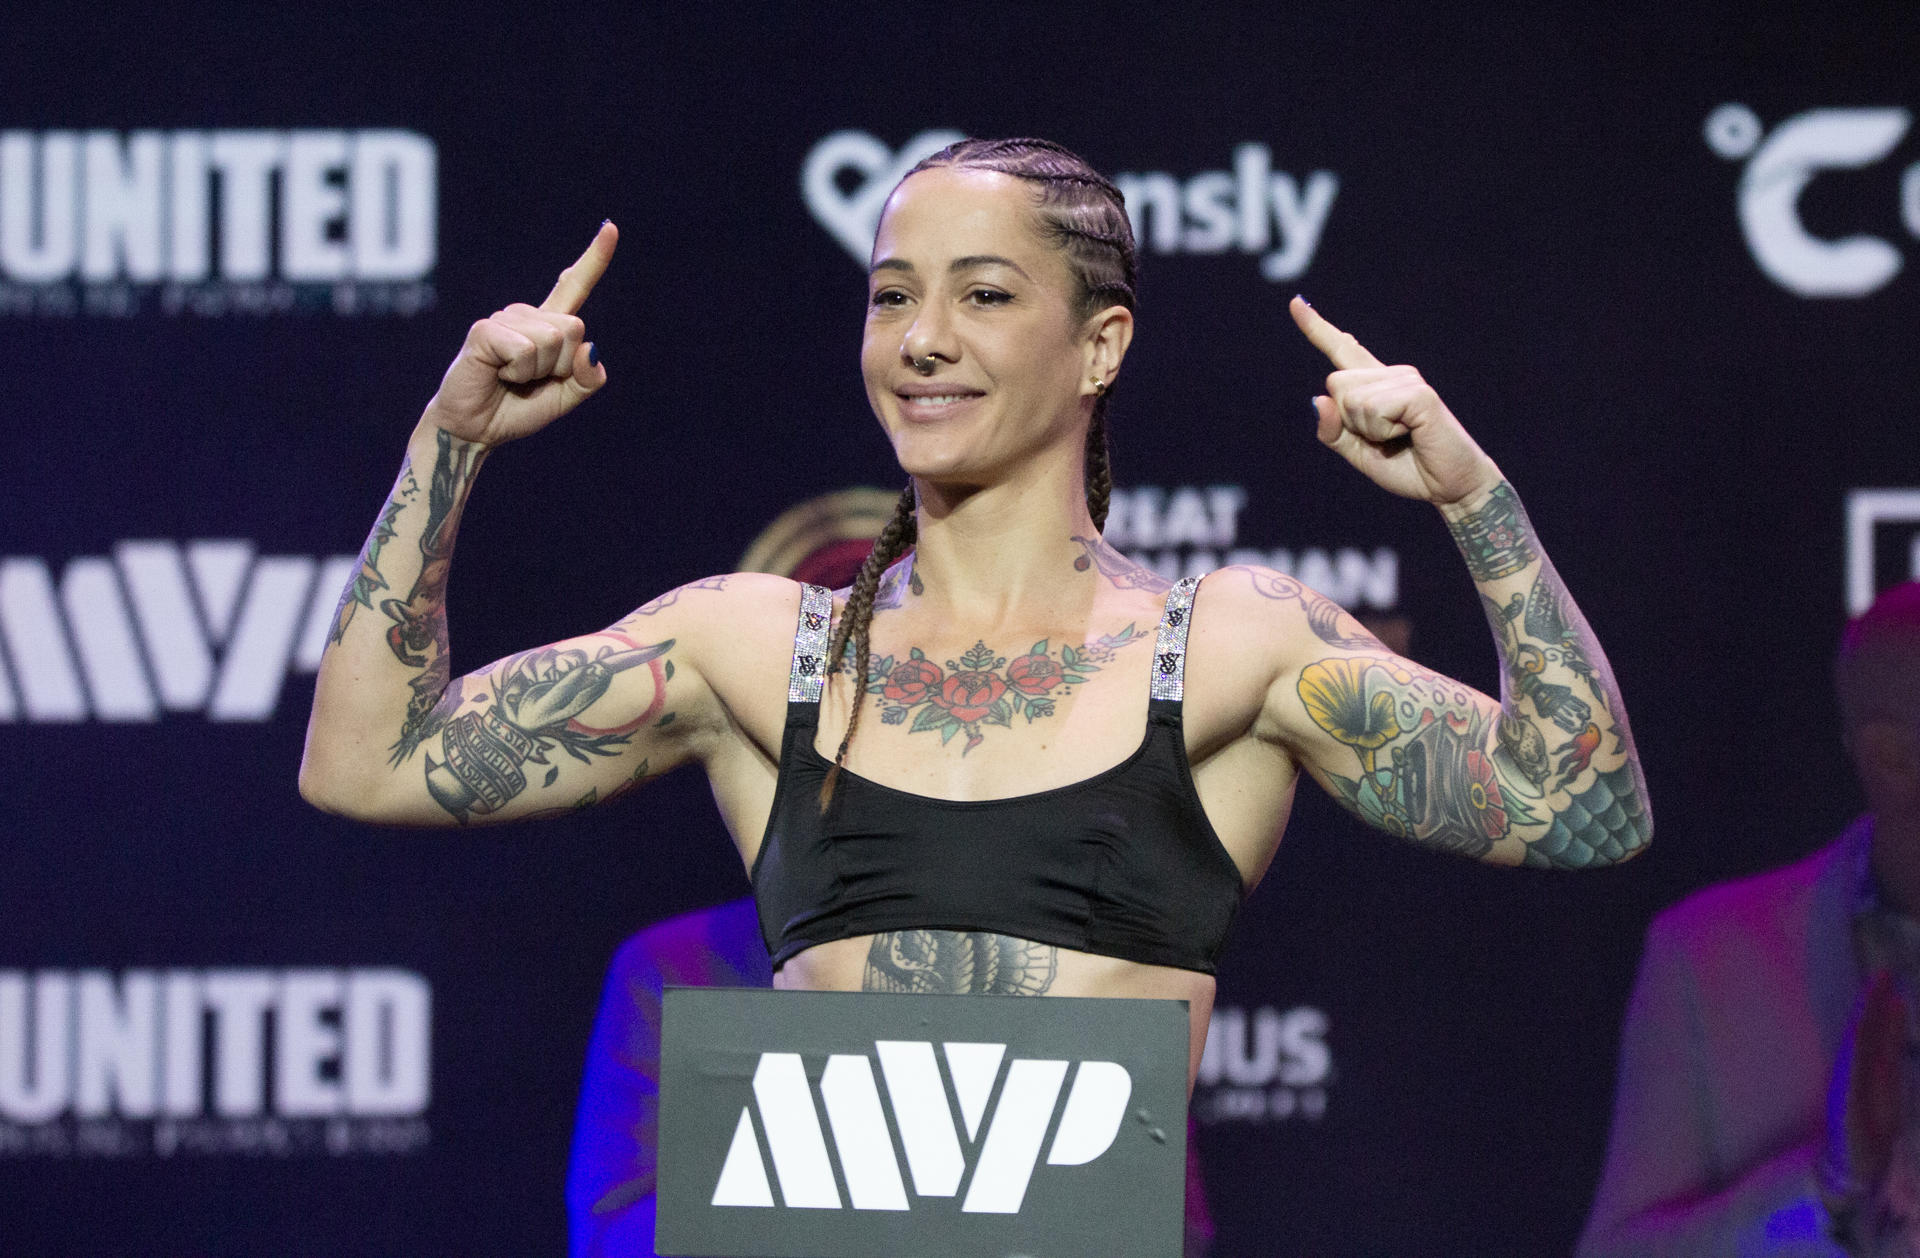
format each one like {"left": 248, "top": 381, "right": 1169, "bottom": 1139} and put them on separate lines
{"left": 300, "top": 225, "right": 735, "bottom": 826}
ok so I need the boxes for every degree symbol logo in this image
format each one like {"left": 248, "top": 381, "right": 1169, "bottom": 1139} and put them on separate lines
{"left": 1706, "top": 103, "right": 1916, "bottom": 297}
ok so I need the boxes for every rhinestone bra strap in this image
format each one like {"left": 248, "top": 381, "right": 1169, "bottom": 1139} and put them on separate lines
{"left": 1149, "top": 574, "right": 1201, "bottom": 702}
{"left": 786, "top": 584, "right": 833, "bottom": 704}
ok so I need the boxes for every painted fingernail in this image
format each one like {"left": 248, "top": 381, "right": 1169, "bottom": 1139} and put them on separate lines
{"left": 587, "top": 343, "right": 601, "bottom": 368}
{"left": 600, "top": 218, "right": 612, "bottom": 229}
{"left": 1296, "top": 294, "right": 1311, "bottom": 307}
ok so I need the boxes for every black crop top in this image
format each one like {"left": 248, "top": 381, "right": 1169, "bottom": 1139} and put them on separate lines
{"left": 750, "top": 576, "right": 1247, "bottom": 976}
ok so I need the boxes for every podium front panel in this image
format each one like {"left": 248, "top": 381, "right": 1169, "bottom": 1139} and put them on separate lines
{"left": 657, "top": 988, "right": 1188, "bottom": 1258}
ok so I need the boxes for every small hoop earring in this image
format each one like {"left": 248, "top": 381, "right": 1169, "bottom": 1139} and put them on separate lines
{"left": 1091, "top": 377, "right": 1107, "bottom": 393}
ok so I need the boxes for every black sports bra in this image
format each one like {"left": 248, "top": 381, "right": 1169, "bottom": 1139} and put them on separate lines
{"left": 750, "top": 575, "right": 1246, "bottom": 976}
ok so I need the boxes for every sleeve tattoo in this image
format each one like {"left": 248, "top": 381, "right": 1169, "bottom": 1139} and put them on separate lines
{"left": 1298, "top": 483, "right": 1648, "bottom": 867}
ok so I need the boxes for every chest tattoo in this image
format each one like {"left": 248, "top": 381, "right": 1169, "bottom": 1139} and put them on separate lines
{"left": 857, "top": 625, "right": 1150, "bottom": 754}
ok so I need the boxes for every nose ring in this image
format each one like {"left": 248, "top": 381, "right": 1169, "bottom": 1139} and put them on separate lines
{"left": 912, "top": 355, "right": 937, "bottom": 376}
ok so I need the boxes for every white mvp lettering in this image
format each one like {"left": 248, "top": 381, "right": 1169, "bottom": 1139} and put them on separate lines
{"left": 711, "top": 1041, "right": 1131, "bottom": 1214}
{"left": 0, "top": 540, "right": 355, "bottom": 722}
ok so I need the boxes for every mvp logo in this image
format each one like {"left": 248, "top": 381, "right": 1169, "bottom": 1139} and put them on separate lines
{"left": 0, "top": 540, "right": 355, "bottom": 722}
{"left": 713, "top": 1041, "right": 1130, "bottom": 1215}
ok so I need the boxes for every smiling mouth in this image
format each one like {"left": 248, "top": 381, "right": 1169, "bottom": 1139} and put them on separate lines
{"left": 900, "top": 393, "right": 978, "bottom": 406}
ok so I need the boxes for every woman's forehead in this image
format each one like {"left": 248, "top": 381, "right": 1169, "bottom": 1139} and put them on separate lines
{"left": 871, "top": 167, "right": 1054, "bottom": 269}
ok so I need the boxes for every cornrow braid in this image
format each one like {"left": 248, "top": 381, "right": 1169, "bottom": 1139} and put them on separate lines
{"left": 822, "top": 138, "right": 1140, "bottom": 808}
{"left": 820, "top": 482, "right": 917, "bottom": 809}
{"left": 1085, "top": 397, "right": 1113, "bottom": 531}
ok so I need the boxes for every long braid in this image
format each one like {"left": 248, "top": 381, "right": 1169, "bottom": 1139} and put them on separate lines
{"left": 822, "top": 138, "right": 1139, "bottom": 807}
{"left": 821, "top": 482, "right": 917, "bottom": 808}
{"left": 1085, "top": 395, "right": 1113, "bottom": 531}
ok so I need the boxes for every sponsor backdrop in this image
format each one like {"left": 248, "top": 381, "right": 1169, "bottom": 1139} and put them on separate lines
{"left": 3, "top": 6, "right": 1917, "bottom": 1255}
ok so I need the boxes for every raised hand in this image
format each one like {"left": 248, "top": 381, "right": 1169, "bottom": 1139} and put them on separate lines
{"left": 1289, "top": 295, "right": 1502, "bottom": 507}
{"left": 421, "top": 222, "right": 618, "bottom": 446}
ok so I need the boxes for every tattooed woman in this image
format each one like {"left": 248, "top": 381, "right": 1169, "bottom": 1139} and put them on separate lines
{"left": 300, "top": 138, "right": 1650, "bottom": 1085}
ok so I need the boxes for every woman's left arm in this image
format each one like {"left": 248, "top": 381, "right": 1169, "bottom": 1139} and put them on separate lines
{"left": 1258, "top": 298, "right": 1650, "bottom": 867}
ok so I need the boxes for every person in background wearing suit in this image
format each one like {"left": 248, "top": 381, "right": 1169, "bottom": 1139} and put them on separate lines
{"left": 1579, "top": 582, "right": 1920, "bottom": 1256}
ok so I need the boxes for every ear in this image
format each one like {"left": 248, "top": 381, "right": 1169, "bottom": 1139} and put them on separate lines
{"left": 1080, "top": 305, "right": 1134, "bottom": 396}
{"left": 1852, "top": 720, "right": 1920, "bottom": 808}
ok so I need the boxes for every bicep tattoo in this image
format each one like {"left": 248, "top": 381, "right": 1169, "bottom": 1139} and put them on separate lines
{"left": 421, "top": 631, "right": 675, "bottom": 822}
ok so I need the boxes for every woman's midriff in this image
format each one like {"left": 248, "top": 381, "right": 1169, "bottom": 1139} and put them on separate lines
{"left": 773, "top": 932, "right": 1218, "bottom": 1090}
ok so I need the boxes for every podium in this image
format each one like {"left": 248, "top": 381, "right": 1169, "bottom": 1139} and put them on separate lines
{"left": 656, "top": 988, "right": 1189, "bottom": 1258}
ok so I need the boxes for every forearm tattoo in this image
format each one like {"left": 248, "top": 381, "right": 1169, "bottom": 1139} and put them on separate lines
{"left": 1297, "top": 485, "right": 1646, "bottom": 866}
{"left": 1444, "top": 482, "right": 1536, "bottom": 581}
{"left": 422, "top": 630, "right": 674, "bottom": 822}
{"left": 380, "top": 430, "right": 485, "bottom": 762}
{"left": 862, "top": 930, "right": 1058, "bottom": 995}
{"left": 327, "top": 475, "right": 408, "bottom": 647}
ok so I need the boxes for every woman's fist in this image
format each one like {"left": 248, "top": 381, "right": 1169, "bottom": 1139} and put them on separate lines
{"left": 420, "top": 222, "right": 617, "bottom": 446}
{"left": 1290, "top": 295, "right": 1502, "bottom": 507}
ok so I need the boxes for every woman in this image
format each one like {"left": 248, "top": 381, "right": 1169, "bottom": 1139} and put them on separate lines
{"left": 300, "top": 138, "right": 1649, "bottom": 1084}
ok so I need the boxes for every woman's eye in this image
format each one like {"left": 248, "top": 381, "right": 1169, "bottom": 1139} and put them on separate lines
{"left": 967, "top": 289, "right": 1011, "bottom": 306}
{"left": 869, "top": 289, "right": 909, "bottom": 309}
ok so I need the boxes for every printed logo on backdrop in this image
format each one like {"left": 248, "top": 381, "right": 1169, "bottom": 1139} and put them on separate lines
{"left": 0, "top": 540, "right": 355, "bottom": 722}
{"left": 0, "top": 129, "right": 436, "bottom": 317}
{"left": 1847, "top": 489, "right": 1920, "bottom": 613}
{"left": 1191, "top": 1005, "right": 1332, "bottom": 1126}
{"left": 1106, "top": 484, "right": 1407, "bottom": 647}
{"left": 0, "top": 969, "right": 430, "bottom": 1159}
{"left": 1706, "top": 104, "right": 1920, "bottom": 298}
{"left": 802, "top": 132, "right": 1337, "bottom": 282}
{"left": 711, "top": 1042, "right": 1131, "bottom": 1214}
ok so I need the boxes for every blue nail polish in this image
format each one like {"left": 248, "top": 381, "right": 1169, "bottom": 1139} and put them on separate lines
{"left": 1296, "top": 294, "right": 1311, "bottom": 307}
{"left": 588, "top": 343, "right": 602, "bottom": 368}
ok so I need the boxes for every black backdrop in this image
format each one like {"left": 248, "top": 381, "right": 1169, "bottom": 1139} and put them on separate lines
{"left": 4, "top": 5, "right": 1919, "bottom": 1254}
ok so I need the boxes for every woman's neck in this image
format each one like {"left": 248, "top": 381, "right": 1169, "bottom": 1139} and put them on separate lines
{"left": 908, "top": 462, "right": 1100, "bottom": 626}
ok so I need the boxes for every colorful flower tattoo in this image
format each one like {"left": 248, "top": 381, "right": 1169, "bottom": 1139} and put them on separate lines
{"left": 865, "top": 625, "right": 1151, "bottom": 754}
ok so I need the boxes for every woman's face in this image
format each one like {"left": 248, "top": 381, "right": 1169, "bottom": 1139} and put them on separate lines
{"left": 861, "top": 166, "right": 1094, "bottom": 488}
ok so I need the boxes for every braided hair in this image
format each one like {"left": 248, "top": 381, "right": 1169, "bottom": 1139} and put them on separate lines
{"left": 822, "top": 138, "right": 1140, "bottom": 806}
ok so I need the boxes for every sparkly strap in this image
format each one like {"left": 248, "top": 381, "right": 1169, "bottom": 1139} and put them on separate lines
{"left": 786, "top": 584, "right": 833, "bottom": 703}
{"left": 1149, "top": 575, "right": 1201, "bottom": 702}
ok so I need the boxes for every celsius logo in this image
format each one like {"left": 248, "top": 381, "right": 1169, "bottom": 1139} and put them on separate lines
{"left": 800, "top": 133, "right": 1337, "bottom": 282}
{"left": 0, "top": 969, "right": 429, "bottom": 1124}
{"left": 1706, "top": 104, "right": 1920, "bottom": 297}
{"left": 1105, "top": 484, "right": 1399, "bottom": 610}
{"left": 713, "top": 1041, "right": 1130, "bottom": 1214}
{"left": 1193, "top": 1005, "right": 1331, "bottom": 1125}
{"left": 0, "top": 129, "right": 436, "bottom": 316}
{"left": 0, "top": 540, "right": 356, "bottom": 722}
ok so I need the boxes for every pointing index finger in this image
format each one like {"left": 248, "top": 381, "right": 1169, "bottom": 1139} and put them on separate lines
{"left": 541, "top": 220, "right": 619, "bottom": 315}
{"left": 1289, "top": 295, "right": 1383, "bottom": 370}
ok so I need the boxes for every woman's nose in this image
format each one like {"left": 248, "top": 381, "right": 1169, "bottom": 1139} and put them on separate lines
{"left": 902, "top": 302, "right": 956, "bottom": 366}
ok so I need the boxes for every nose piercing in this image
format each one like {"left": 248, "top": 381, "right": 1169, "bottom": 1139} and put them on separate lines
{"left": 912, "top": 355, "right": 937, "bottom": 376}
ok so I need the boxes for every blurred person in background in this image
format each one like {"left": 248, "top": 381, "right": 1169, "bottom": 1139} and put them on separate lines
{"left": 1580, "top": 582, "right": 1920, "bottom": 1256}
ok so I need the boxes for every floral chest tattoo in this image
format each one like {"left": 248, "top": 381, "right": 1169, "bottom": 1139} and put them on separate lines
{"left": 861, "top": 625, "right": 1151, "bottom": 755}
